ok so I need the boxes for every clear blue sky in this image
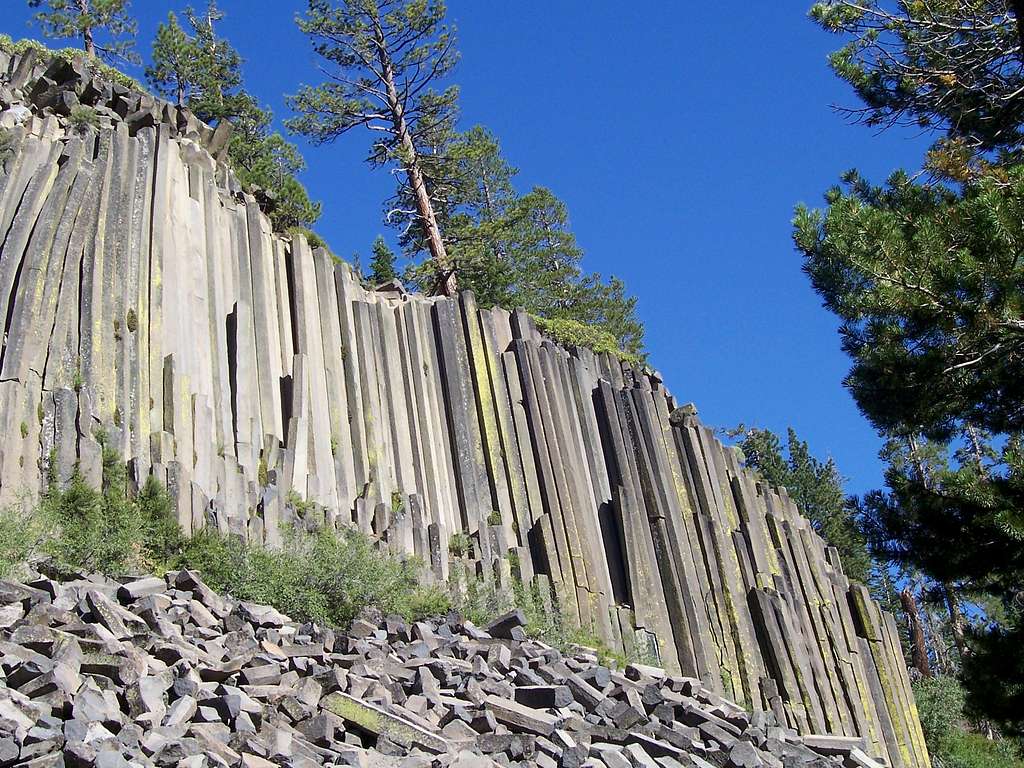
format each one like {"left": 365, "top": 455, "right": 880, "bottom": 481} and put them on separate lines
{"left": 4, "top": 2, "right": 933, "bottom": 496}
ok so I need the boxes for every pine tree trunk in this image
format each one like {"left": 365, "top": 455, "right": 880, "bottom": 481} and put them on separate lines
{"left": 966, "top": 423, "right": 986, "bottom": 472}
{"left": 923, "top": 604, "right": 951, "bottom": 675}
{"left": 78, "top": 0, "right": 96, "bottom": 57}
{"left": 900, "top": 587, "right": 933, "bottom": 678}
{"left": 373, "top": 23, "right": 456, "bottom": 296}
{"left": 943, "top": 583, "right": 968, "bottom": 662}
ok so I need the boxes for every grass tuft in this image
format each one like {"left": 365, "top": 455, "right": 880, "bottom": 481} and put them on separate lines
{"left": 68, "top": 105, "right": 100, "bottom": 133}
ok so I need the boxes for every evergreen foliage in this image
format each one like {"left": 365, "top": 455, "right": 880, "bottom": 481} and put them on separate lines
{"left": 41, "top": 445, "right": 182, "bottom": 577}
{"left": 145, "top": 12, "right": 193, "bottom": 107}
{"left": 0, "top": 445, "right": 601, "bottom": 656}
{"left": 0, "top": 506, "right": 51, "bottom": 580}
{"left": 288, "top": 3, "right": 643, "bottom": 349}
{"left": 810, "top": 0, "right": 1024, "bottom": 154}
{"left": 0, "top": 450, "right": 446, "bottom": 625}
{"left": 805, "top": 0, "right": 1024, "bottom": 738}
{"left": 181, "top": 527, "right": 450, "bottom": 626}
{"left": 735, "top": 426, "right": 874, "bottom": 584}
{"left": 914, "top": 675, "right": 1024, "bottom": 768}
{"left": 407, "top": 126, "right": 645, "bottom": 355}
{"left": 0, "top": 447, "right": 628, "bottom": 661}
{"left": 288, "top": 0, "right": 460, "bottom": 291}
{"left": 368, "top": 235, "right": 398, "bottom": 284}
{"left": 27, "top": 0, "right": 138, "bottom": 65}
{"left": 147, "top": 3, "right": 321, "bottom": 231}
{"left": 229, "top": 127, "right": 323, "bottom": 231}
{"left": 795, "top": 170, "right": 1024, "bottom": 446}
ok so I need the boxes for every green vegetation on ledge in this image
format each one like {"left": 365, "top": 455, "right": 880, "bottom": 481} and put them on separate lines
{"left": 0, "top": 34, "right": 142, "bottom": 91}
{"left": 533, "top": 315, "right": 643, "bottom": 365}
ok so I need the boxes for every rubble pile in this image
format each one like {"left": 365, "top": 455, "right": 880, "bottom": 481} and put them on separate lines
{"left": 0, "top": 572, "right": 883, "bottom": 768}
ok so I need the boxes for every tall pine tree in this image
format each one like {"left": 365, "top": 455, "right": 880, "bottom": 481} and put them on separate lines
{"left": 288, "top": 0, "right": 460, "bottom": 294}
{"left": 407, "top": 126, "right": 645, "bottom": 354}
{"left": 146, "top": 12, "right": 194, "bottom": 107}
{"left": 803, "top": 0, "right": 1024, "bottom": 736}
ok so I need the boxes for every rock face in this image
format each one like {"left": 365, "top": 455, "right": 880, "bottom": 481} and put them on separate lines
{"left": 0, "top": 50, "right": 929, "bottom": 768}
{"left": 0, "top": 571, "right": 885, "bottom": 768}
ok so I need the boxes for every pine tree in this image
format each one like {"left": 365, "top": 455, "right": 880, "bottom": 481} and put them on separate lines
{"left": 736, "top": 426, "right": 874, "bottom": 584}
{"left": 810, "top": 0, "right": 1024, "bottom": 154}
{"left": 404, "top": 126, "right": 645, "bottom": 354}
{"left": 288, "top": 0, "right": 460, "bottom": 294}
{"left": 146, "top": 3, "right": 321, "bottom": 232}
{"left": 804, "top": 0, "right": 1024, "bottom": 735}
{"left": 368, "top": 236, "right": 398, "bottom": 284}
{"left": 181, "top": 2, "right": 260, "bottom": 127}
{"left": 148, "top": 2, "right": 253, "bottom": 125}
{"left": 229, "top": 128, "right": 323, "bottom": 232}
{"left": 146, "top": 13, "right": 195, "bottom": 107}
{"left": 28, "top": 0, "right": 139, "bottom": 64}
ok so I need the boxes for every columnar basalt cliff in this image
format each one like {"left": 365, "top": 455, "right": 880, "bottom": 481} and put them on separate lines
{"left": 0, "top": 51, "right": 929, "bottom": 767}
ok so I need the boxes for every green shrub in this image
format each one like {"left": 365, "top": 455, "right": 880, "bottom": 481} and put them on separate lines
{"left": 0, "top": 506, "right": 53, "bottom": 579}
{"left": 913, "top": 676, "right": 1024, "bottom": 768}
{"left": 449, "top": 531, "right": 471, "bottom": 557}
{"left": 2, "top": 441, "right": 633, "bottom": 663}
{"left": 285, "top": 489, "right": 318, "bottom": 518}
{"left": 533, "top": 315, "right": 642, "bottom": 365}
{"left": 178, "top": 526, "right": 449, "bottom": 626}
{"left": 941, "top": 732, "right": 1024, "bottom": 768}
{"left": 915, "top": 676, "right": 966, "bottom": 747}
{"left": 68, "top": 106, "right": 100, "bottom": 134}
{"left": 41, "top": 447, "right": 180, "bottom": 576}
{"left": 0, "top": 129, "right": 15, "bottom": 165}
{"left": 6, "top": 443, "right": 448, "bottom": 627}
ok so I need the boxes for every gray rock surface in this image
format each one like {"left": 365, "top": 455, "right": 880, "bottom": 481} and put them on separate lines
{"left": 0, "top": 571, "right": 875, "bottom": 768}
{"left": 0, "top": 48, "right": 928, "bottom": 768}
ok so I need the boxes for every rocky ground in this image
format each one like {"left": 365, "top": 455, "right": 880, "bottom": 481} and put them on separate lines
{"left": 0, "top": 571, "right": 881, "bottom": 768}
